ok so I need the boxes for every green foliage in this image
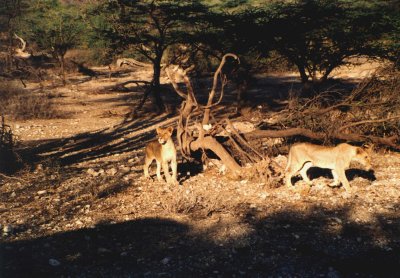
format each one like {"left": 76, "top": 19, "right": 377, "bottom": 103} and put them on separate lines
{"left": 95, "top": 0, "right": 208, "bottom": 62}
{"left": 4, "top": 0, "right": 397, "bottom": 86}
{"left": 22, "top": 0, "right": 84, "bottom": 57}
{"left": 0, "top": 0, "right": 28, "bottom": 33}
{"left": 89, "top": 0, "right": 210, "bottom": 111}
{"left": 262, "top": 0, "right": 396, "bottom": 83}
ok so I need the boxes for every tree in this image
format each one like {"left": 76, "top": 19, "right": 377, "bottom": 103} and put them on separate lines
{"left": 94, "top": 0, "right": 208, "bottom": 113}
{"left": 0, "top": 0, "right": 28, "bottom": 69}
{"left": 264, "top": 0, "right": 396, "bottom": 86}
{"left": 21, "top": 0, "right": 85, "bottom": 85}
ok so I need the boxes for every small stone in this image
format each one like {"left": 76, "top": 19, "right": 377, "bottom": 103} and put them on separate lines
{"left": 3, "top": 224, "right": 13, "bottom": 235}
{"left": 259, "top": 193, "right": 268, "bottom": 199}
{"left": 106, "top": 168, "right": 117, "bottom": 176}
{"left": 98, "top": 247, "right": 111, "bottom": 253}
{"left": 332, "top": 217, "right": 342, "bottom": 224}
{"left": 37, "top": 190, "right": 47, "bottom": 195}
{"left": 49, "top": 259, "right": 61, "bottom": 266}
{"left": 10, "top": 192, "right": 16, "bottom": 198}
{"left": 120, "top": 166, "right": 131, "bottom": 173}
{"left": 35, "top": 164, "right": 43, "bottom": 172}
{"left": 87, "top": 168, "right": 99, "bottom": 177}
{"left": 161, "top": 257, "right": 171, "bottom": 265}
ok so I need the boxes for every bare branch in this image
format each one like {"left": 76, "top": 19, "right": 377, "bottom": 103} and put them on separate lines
{"left": 13, "top": 33, "right": 31, "bottom": 59}
{"left": 247, "top": 128, "right": 400, "bottom": 149}
{"left": 338, "top": 116, "right": 400, "bottom": 132}
{"left": 203, "top": 53, "right": 239, "bottom": 125}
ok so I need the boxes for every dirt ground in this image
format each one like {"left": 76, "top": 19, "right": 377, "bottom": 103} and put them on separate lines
{"left": 1, "top": 63, "right": 400, "bottom": 277}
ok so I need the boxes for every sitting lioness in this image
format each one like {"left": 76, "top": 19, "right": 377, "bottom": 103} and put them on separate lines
{"left": 285, "top": 143, "right": 372, "bottom": 191}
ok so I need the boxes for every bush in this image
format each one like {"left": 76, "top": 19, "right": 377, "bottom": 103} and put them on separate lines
{"left": 0, "top": 116, "right": 18, "bottom": 173}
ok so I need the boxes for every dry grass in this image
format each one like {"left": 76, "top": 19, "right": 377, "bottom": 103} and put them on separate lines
{"left": 0, "top": 80, "right": 60, "bottom": 120}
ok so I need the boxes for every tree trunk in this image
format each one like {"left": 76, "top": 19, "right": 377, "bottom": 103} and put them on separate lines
{"left": 190, "top": 136, "right": 242, "bottom": 174}
{"left": 296, "top": 63, "right": 309, "bottom": 83}
{"left": 151, "top": 56, "right": 165, "bottom": 113}
{"left": 58, "top": 54, "right": 66, "bottom": 86}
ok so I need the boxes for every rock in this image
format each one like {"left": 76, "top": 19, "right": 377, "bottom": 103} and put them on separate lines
{"left": 106, "top": 168, "right": 117, "bottom": 176}
{"left": 87, "top": 168, "right": 99, "bottom": 177}
{"left": 37, "top": 190, "right": 47, "bottom": 195}
{"left": 35, "top": 164, "right": 43, "bottom": 172}
{"left": 327, "top": 267, "right": 340, "bottom": 278}
{"left": 120, "top": 166, "right": 131, "bottom": 173}
{"left": 48, "top": 259, "right": 61, "bottom": 266}
{"left": 3, "top": 224, "right": 13, "bottom": 235}
{"left": 161, "top": 257, "right": 171, "bottom": 265}
{"left": 98, "top": 247, "right": 111, "bottom": 253}
{"left": 10, "top": 191, "right": 16, "bottom": 198}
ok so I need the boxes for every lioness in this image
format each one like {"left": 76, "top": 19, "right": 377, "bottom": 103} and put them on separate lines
{"left": 144, "top": 126, "right": 178, "bottom": 184}
{"left": 285, "top": 143, "right": 372, "bottom": 191}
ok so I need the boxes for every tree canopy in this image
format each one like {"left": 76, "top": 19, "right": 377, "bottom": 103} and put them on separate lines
{"left": 3, "top": 0, "right": 398, "bottom": 90}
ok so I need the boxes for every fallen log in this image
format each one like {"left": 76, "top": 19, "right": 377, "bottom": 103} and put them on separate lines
{"left": 246, "top": 128, "right": 400, "bottom": 150}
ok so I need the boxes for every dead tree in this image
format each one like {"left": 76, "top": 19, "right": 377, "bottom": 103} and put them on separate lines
{"left": 13, "top": 33, "right": 31, "bottom": 59}
{"left": 165, "top": 54, "right": 282, "bottom": 183}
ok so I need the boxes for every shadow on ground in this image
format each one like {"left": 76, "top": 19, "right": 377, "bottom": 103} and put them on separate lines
{"left": 2, "top": 204, "right": 399, "bottom": 277}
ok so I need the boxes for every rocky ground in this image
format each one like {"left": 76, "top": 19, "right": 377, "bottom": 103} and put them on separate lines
{"left": 1, "top": 64, "right": 399, "bottom": 277}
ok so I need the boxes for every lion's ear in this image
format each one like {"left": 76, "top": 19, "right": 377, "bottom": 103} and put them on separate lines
{"left": 167, "top": 126, "right": 174, "bottom": 134}
{"left": 356, "top": 147, "right": 363, "bottom": 155}
{"left": 156, "top": 127, "right": 161, "bottom": 134}
{"left": 363, "top": 143, "right": 374, "bottom": 153}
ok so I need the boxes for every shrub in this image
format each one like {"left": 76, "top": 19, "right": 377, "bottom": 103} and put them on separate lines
{"left": 0, "top": 116, "right": 18, "bottom": 173}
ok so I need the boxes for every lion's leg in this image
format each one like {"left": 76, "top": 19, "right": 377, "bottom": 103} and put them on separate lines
{"left": 299, "top": 162, "right": 313, "bottom": 185}
{"left": 144, "top": 156, "right": 153, "bottom": 180}
{"left": 285, "top": 171, "right": 294, "bottom": 187}
{"left": 337, "top": 169, "right": 351, "bottom": 191}
{"left": 156, "top": 161, "right": 163, "bottom": 182}
{"left": 330, "top": 170, "right": 341, "bottom": 187}
{"left": 285, "top": 152, "right": 294, "bottom": 187}
{"left": 285, "top": 165, "right": 298, "bottom": 187}
{"left": 162, "top": 161, "right": 172, "bottom": 183}
{"left": 171, "top": 159, "right": 178, "bottom": 184}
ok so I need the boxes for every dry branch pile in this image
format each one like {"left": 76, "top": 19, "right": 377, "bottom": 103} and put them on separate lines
{"left": 165, "top": 54, "right": 282, "bottom": 184}
{"left": 253, "top": 66, "right": 400, "bottom": 150}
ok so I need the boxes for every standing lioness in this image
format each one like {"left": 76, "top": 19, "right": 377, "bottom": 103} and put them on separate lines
{"left": 285, "top": 143, "right": 372, "bottom": 191}
{"left": 144, "top": 126, "right": 178, "bottom": 184}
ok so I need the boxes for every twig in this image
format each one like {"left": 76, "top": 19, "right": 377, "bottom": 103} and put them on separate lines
{"left": 338, "top": 116, "right": 400, "bottom": 132}
{"left": 0, "top": 173, "right": 28, "bottom": 183}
